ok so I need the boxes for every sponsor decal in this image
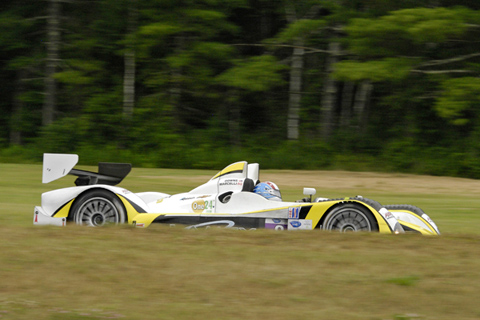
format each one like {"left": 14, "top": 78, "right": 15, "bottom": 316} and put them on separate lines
{"left": 288, "top": 207, "right": 300, "bottom": 219}
{"left": 180, "top": 197, "right": 195, "bottom": 201}
{"left": 192, "top": 200, "right": 214, "bottom": 213}
{"left": 290, "top": 221, "right": 301, "bottom": 228}
{"left": 379, "top": 207, "right": 399, "bottom": 231}
{"left": 422, "top": 214, "right": 433, "bottom": 224}
{"left": 219, "top": 179, "right": 243, "bottom": 186}
{"left": 132, "top": 221, "right": 145, "bottom": 228}
{"left": 422, "top": 213, "right": 439, "bottom": 232}
{"left": 121, "top": 189, "right": 131, "bottom": 195}
{"left": 186, "top": 220, "right": 255, "bottom": 230}
{"left": 156, "top": 199, "right": 164, "bottom": 204}
{"left": 384, "top": 211, "right": 394, "bottom": 219}
{"left": 288, "top": 219, "right": 313, "bottom": 230}
{"left": 265, "top": 218, "right": 287, "bottom": 230}
{"left": 196, "top": 195, "right": 211, "bottom": 199}
{"left": 186, "top": 220, "right": 236, "bottom": 229}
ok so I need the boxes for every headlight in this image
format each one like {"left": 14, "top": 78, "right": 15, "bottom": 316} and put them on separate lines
{"left": 393, "top": 222, "right": 405, "bottom": 234}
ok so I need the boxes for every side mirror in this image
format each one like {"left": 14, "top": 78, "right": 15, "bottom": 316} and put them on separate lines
{"left": 303, "top": 188, "right": 316, "bottom": 202}
{"left": 303, "top": 188, "right": 316, "bottom": 196}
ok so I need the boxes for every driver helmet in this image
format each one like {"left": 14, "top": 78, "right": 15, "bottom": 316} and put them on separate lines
{"left": 253, "top": 181, "right": 282, "bottom": 201}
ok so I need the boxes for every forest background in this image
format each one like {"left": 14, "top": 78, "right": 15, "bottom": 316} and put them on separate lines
{"left": 1, "top": 0, "right": 480, "bottom": 178}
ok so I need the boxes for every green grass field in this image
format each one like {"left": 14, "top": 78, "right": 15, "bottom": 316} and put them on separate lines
{"left": 0, "top": 163, "right": 479, "bottom": 319}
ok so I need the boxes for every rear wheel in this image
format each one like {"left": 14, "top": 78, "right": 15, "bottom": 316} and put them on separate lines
{"left": 70, "top": 190, "right": 126, "bottom": 226}
{"left": 323, "top": 203, "right": 378, "bottom": 232}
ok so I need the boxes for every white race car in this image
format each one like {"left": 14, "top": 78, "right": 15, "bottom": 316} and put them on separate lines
{"left": 34, "top": 153, "right": 440, "bottom": 234}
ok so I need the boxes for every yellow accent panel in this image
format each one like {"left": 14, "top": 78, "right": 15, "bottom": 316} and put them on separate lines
{"left": 53, "top": 199, "right": 74, "bottom": 218}
{"left": 398, "top": 220, "right": 436, "bottom": 235}
{"left": 389, "top": 210, "right": 437, "bottom": 234}
{"left": 363, "top": 202, "right": 391, "bottom": 234}
{"left": 304, "top": 202, "right": 334, "bottom": 230}
{"left": 118, "top": 195, "right": 142, "bottom": 223}
{"left": 211, "top": 162, "right": 246, "bottom": 180}
{"left": 131, "top": 213, "right": 164, "bottom": 227}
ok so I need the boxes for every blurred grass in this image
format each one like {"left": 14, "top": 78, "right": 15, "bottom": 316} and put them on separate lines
{"left": 0, "top": 227, "right": 479, "bottom": 320}
{"left": 0, "top": 163, "right": 479, "bottom": 319}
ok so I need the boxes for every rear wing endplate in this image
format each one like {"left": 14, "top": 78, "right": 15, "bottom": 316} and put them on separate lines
{"left": 42, "top": 153, "right": 131, "bottom": 186}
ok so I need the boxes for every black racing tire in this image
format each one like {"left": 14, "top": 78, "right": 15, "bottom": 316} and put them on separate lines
{"left": 354, "top": 196, "right": 383, "bottom": 211}
{"left": 69, "top": 189, "right": 126, "bottom": 226}
{"left": 384, "top": 204, "right": 425, "bottom": 217}
{"left": 323, "top": 203, "right": 379, "bottom": 232}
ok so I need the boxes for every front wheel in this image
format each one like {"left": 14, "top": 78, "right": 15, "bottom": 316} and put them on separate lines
{"left": 70, "top": 190, "right": 126, "bottom": 226}
{"left": 323, "top": 203, "right": 378, "bottom": 232}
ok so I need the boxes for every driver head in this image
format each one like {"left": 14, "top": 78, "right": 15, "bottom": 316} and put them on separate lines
{"left": 253, "top": 181, "right": 282, "bottom": 201}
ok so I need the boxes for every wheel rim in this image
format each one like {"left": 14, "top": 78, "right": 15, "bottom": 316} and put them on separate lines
{"left": 74, "top": 197, "right": 120, "bottom": 226}
{"left": 324, "top": 207, "right": 372, "bottom": 232}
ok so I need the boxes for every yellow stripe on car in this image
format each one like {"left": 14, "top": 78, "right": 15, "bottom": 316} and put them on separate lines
{"left": 211, "top": 162, "right": 246, "bottom": 180}
{"left": 131, "top": 213, "right": 164, "bottom": 227}
{"left": 389, "top": 209, "right": 438, "bottom": 234}
{"left": 52, "top": 199, "right": 74, "bottom": 218}
{"left": 118, "top": 195, "right": 143, "bottom": 223}
{"left": 397, "top": 220, "right": 436, "bottom": 235}
{"left": 361, "top": 202, "right": 391, "bottom": 233}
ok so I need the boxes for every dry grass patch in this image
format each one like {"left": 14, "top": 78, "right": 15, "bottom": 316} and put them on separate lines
{"left": 0, "top": 226, "right": 479, "bottom": 319}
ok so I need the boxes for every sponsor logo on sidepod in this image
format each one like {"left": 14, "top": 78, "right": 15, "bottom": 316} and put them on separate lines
{"left": 290, "top": 221, "right": 301, "bottom": 228}
{"left": 192, "top": 200, "right": 206, "bottom": 213}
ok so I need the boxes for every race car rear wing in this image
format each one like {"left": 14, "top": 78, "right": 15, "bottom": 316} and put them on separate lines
{"left": 42, "top": 153, "right": 131, "bottom": 186}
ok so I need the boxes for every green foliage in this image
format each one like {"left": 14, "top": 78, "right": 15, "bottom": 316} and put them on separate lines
{"left": 378, "top": 137, "right": 480, "bottom": 178}
{"left": 346, "top": 7, "right": 470, "bottom": 57}
{"left": 1, "top": 0, "right": 480, "bottom": 180}
{"left": 0, "top": 145, "right": 40, "bottom": 163}
{"left": 136, "top": 22, "right": 180, "bottom": 59}
{"left": 0, "top": 12, "right": 30, "bottom": 50}
{"left": 138, "top": 22, "right": 180, "bottom": 38}
{"left": 334, "top": 58, "right": 414, "bottom": 82}
{"left": 34, "top": 117, "right": 84, "bottom": 153}
{"left": 216, "top": 55, "right": 286, "bottom": 91}
{"left": 82, "top": 91, "right": 124, "bottom": 144}
{"left": 435, "top": 77, "right": 480, "bottom": 125}
{"left": 54, "top": 60, "right": 104, "bottom": 86}
{"left": 270, "top": 19, "right": 326, "bottom": 44}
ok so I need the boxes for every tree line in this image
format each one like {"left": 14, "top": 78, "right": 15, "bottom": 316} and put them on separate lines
{"left": 1, "top": 0, "right": 480, "bottom": 177}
